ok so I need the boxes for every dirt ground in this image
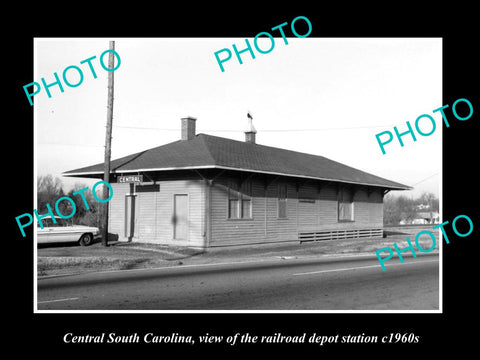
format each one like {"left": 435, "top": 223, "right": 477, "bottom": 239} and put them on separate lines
{"left": 37, "top": 225, "right": 440, "bottom": 277}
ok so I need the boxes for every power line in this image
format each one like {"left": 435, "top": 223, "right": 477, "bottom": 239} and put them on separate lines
{"left": 113, "top": 124, "right": 393, "bottom": 132}
{"left": 36, "top": 123, "right": 403, "bottom": 147}
{"left": 411, "top": 172, "right": 440, "bottom": 187}
{"left": 38, "top": 142, "right": 104, "bottom": 148}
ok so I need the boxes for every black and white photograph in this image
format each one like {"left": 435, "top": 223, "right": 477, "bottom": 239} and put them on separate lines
{"left": 33, "top": 37, "right": 442, "bottom": 312}
{"left": 8, "top": 5, "right": 479, "bottom": 356}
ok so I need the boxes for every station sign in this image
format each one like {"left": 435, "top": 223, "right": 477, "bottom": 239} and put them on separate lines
{"left": 118, "top": 175, "right": 143, "bottom": 184}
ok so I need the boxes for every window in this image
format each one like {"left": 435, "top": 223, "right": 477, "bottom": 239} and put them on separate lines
{"left": 278, "top": 184, "right": 287, "bottom": 219}
{"left": 241, "top": 195, "right": 252, "bottom": 219}
{"left": 228, "top": 190, "right": 240, "bottom": 219}
{"left": 37, "top": 217, "right": 66, "bottom": 228}
{"left": 228, "top": 180, "right": 252, "bottom": 219}
{"left": 338, "top": 187, "right": 354, "bottom": 221}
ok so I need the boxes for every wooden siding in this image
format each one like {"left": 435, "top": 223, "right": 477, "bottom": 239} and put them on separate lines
{"left": 108, "top": 175, "right": 384, "bottom": 247}
{"left": 209, "top": 177, "right": 384, "bottom": 247}
{"left": 108, "top": 179, "right": 205, "bottom": 247}
{"left": 210, "top": 179, "right": 269, "bottom": 245}
{"left": 137, "top": 190, "right": 157, "bottom": 239}
{"left": 264, "top": 183, "right": 298, "bottom": 242}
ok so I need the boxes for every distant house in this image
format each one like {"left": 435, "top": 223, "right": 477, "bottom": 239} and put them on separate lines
{"left": 64, "top": 117, "right": 411, "bottom": 247}
{"left": 401, "top": 211, "right": 440, "bottom": 225}
{"left": 418, "top": 211, "right": 440, "bottom": 224}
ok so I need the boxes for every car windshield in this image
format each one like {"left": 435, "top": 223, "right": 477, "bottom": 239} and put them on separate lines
{"left": 37, "top": 217, "right": 68, "bottom": 228}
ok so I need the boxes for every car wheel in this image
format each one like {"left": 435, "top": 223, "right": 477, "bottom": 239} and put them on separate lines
{"left": 79, "top": 233, "right": 93, "bottom": 246}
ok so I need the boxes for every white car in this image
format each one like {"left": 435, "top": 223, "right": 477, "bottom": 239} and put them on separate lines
{"left": 37, "top": 216, "right": 101, "bottom": 246}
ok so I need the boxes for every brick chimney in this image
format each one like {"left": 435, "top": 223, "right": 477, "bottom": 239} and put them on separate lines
{"left": 181, "top": 116, "right": 196, "bottom": 141}
{"left": 245, "top": 112, "right": 257, "bottom": 144}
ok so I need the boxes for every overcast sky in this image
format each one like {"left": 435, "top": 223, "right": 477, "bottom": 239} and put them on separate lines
{"left": 34, "top": 37, "right": 442, "bottom": 198}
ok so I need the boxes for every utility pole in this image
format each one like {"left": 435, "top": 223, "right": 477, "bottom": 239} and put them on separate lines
{"left": 102, "top": 40, "right": 115, "bottom": 247}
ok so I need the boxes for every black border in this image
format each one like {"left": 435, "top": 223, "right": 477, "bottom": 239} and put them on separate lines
{"left": 8, "top": 4, "right": 479, "bottom": 355}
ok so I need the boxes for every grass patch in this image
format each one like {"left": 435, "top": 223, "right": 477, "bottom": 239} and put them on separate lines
{"left": 37, "top": 256, "right": 155, "bottom": 276}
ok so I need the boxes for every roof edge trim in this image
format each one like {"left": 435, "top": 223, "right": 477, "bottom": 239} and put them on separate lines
{"left": 63, "top": 165, "right": 411, "bottom": 190}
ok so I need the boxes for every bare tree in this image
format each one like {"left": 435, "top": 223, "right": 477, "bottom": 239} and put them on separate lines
{"left": 37, "top": 175, "right": 64, "bottom": 213}
{"left": 419, "top": 192, "right": 438, "bottom": 211}
{"left": 66, "top": 182, "right": 101, "bottom": 227}
{"left": 383, "top": 192, "right": 439, "bottom": 225}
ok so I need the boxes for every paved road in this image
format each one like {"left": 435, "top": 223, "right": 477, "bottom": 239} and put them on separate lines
{"left": 37, "top": 254, "right": 439, "bottom": 311}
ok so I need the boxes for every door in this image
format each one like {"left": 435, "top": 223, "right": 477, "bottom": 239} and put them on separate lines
{"left": 125, "top": 194, "right": 138, "bottom": 241}
{"left": 173, "top": 194, "right": 188, "bottom": 240}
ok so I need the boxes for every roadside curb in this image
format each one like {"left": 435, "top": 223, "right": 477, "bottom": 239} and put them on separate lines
{"left": 37, "top": 250, "right": 439, "bottom": 280}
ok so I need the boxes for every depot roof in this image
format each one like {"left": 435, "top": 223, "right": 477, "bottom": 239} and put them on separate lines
{"left": 64, "top": 133, "right": 411, "bottom": 190}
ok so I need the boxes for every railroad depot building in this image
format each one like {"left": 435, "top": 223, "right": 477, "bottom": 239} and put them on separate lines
{"left": 64, "top": 117, "right": 410, "bottom": 248}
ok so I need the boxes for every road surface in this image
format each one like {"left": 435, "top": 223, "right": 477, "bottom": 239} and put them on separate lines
{"left": 37, "top": 254, "right": 439, "bottom": 311}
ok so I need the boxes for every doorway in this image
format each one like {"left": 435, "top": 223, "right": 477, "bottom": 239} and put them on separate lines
{"left": 125, "top": 194, "right": 138, "bottom": 241}
{"left": 173, "top": 194, "right": 188, "bottom": 240}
